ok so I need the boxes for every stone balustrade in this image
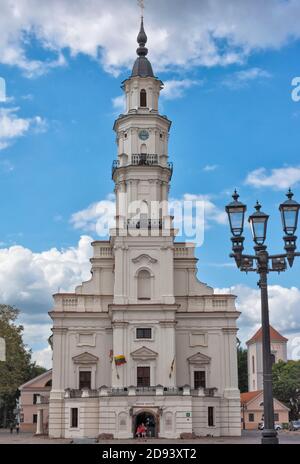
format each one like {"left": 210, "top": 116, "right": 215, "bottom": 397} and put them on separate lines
{"left": 64, "top": 385, "right": 218, "bottom": 398}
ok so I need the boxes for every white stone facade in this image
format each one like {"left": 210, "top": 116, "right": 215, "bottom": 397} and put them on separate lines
{"left": 48, "top": 18, "right": 241, "bottom": 440}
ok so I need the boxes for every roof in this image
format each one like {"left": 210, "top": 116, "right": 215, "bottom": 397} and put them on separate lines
{"left": 241, "top": 390, "right": 262, "bottom": 405}
{"left": 19, "top": 369, "right": 52, "bottom": 390}
{"left": 131, "top": 56, "right": 154, "bottom": 78}
{"left": 246, "top": 325, "right": 288, "bottom": 345}
{"left": 241, "top": 390, "right": 290, "bottom": 411}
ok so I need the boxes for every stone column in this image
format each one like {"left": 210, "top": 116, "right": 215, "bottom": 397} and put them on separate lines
{"left": 36, "top": 408, "right": 44, "bottom": 435}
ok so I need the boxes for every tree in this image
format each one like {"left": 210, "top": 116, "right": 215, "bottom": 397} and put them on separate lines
{"left": 272, "top": 360, "right": 300, "bottom": 420}
{"left": 0, "top": 304, "right": 46, "bottom": 427}
{"left": 237, "top": 338, "right": 248, "bottom": 393}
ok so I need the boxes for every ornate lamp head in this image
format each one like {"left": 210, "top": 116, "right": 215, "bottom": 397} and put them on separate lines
{"left": 248, "top": 201, "right": 269, "bottom": 246}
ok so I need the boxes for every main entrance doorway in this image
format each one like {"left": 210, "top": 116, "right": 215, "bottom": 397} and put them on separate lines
{"left": 134, "top": 411, "right": 157, "bottom": 438}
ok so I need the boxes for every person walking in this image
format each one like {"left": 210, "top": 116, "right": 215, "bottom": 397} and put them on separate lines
{"left": 9, "top": 420, "right": 14, "bottom": 434}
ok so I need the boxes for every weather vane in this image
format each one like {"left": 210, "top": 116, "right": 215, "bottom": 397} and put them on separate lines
{"left": 137, "top": 0, "right": 145, "bottom": 17}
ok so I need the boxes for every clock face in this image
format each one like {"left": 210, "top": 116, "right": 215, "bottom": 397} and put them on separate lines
{"left": 139, "top": 129, "right": 149, "bottom": 141}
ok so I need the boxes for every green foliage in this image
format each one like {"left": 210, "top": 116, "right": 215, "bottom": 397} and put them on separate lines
{"left": 272, "top": 360, "right": 300, "bottom": 420}
{"left": 237, "top": 338, "right": 248, "bottom": 393}
{"left": 0, "top": 304, "right": 47, "bottom": 426}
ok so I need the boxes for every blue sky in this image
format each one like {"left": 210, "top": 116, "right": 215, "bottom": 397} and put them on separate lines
{"left": 0, "top": 0, "right": 300, "bottom": 367}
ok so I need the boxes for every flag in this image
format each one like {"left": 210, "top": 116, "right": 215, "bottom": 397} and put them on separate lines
{"left": 114, "top": 355, "right": 126, "bottom": 366}
{"left": 169, "top": 357, "right": 175, "bottom": 378}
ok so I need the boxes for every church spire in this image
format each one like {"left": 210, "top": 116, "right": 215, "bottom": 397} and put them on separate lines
{"left": 131, "top": 16, "right": 154, "bottom": 78}
{"left": 136, "top": 17, "right": 148, "bottom": 56}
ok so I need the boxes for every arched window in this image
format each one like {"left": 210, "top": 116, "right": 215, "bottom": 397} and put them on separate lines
{"left": 137, "top": 270, "right": 151, "bottom": 300}
{"left": 140, "top": 89, "right": 147, "bottom": 107}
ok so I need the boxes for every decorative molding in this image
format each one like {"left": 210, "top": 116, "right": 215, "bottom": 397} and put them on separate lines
{"left": 187, "top": 352, "right": 211, "bottom": 365}
{"left": 222, "top": 327, "right": 238, "bottom": 334}
{"left": 76, "top": 332, "right": 96, "bottom": 347}
{"left": 189, "top": 332, "right": 208, "bottom": 347}
{"left": 72, "top": 352, "right": 99, "bottom": 365}
{"left": 131, "top": 346, "right": 158, "bottom": 361}
{"left": 132, "top": 254, "right": 158, "bottom": 264}
{"left": 159, "top": 320, "right": 177, "bottom": 328}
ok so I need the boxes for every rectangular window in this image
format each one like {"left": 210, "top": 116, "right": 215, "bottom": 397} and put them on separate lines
{"left": 79, "top": 371, "right": 91, "bottom": 389}
{"left": 208, "top": 407, "right": 214, "bottom": 427}
{"left": 137, "top": 366, "right": 150, "bottom": 387}
{"left": 136, "top": 328, "right": 152, "bottom": 339}
{"left": 252, "top": 355, "right": 255, "bottom": 374}
{"left": 71, "top": 408, "right": 78, "bottom": 428}
{"left": 33, "top": 414, "right": 37, "bottom": 424}
{"left": 248, "top": 413, "right": 254, "bottom": 422}
{"left": 274, "top": 413, "right": 279, "bottom": 421}
{"left": 194, "top": 371, "right": 206, "bottom": 389}
{"left": 33, "top": 394, "right": 39, "bottom": 405}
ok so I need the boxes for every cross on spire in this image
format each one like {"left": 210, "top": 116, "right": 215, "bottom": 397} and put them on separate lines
{"left": 137, "top": 0, "right": 145, "bottom": 17}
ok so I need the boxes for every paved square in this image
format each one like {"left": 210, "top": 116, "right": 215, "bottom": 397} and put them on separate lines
{"left": 0, "top": 429, "right": 299, "bottom": 444}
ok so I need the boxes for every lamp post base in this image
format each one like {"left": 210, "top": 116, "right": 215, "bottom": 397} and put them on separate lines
{"left": 261, "top": 429, "right": 279, "bottom": 445}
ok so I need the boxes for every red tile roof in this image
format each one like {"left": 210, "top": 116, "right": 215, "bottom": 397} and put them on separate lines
{"left": 241, "top": 390, "right": 262, "bottom": 404}
{"left": 246, "top": 325, "right": 288, "bottom": 345}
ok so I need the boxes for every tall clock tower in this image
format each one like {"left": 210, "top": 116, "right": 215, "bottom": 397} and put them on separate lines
{"left": 110, "top": 17, "right": 177, "bottom": 388}
{"left": 49, "top": 13, "right": 241, "bottom": 441}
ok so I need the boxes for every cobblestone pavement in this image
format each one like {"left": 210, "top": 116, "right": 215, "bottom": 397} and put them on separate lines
{"left": 0, "top": 429, "right": 299, "bottom": 444}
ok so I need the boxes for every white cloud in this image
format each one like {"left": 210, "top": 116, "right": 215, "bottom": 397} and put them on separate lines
{"left": 22, "top": 322, "right": 52, "bottom": 346}
{"left": 235, "top": 68, "right": 272, "bottom": 81}
{"left": 0, "top": 236, "right": 94, "bottom": 364}
{"left": 161, "top": 80, "right": 202, "bottom": 100}
{"left": 0, "top": 1, "right": 300, "bottom": 77}
{"left": 112, "top": 95, "right": 126, "bottom": 114}
{"left": 31, "top": 346, "right": 52, "bottom": 369}
{"left": 245, "top": 166, "right": 300, "bottom": 189}
{"left": 0, "top": 107, "right": 47, "bottom": 150}
{"left": 175, "top": 193, "right": 227, "bottom": 226}
{"left": 70, "top": 192, "right": 227, "bottom": 241}
{"left": 215, "top": 284, "right": 300, "bottom": 359}
{"left": 70, "top": 194, "right": 116, "bottom": 237}
{"left": 0, "top": 235, "right": 93, "bottom": 314}
{"left": 223, "top": 67, "right": 272, "bottom": 88}
{"left": 203, "top": 164, "right": 219, "bottom": 172}
{"left": 0, "top": 77, "right": 6, "bottom": 102}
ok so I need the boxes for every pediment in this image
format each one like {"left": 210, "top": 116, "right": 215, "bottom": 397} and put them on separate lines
{"left": 132, "top": 254, "right": 158, "bottom": 264}
{"left": 72, "top": 352, "right": 99, "bottom": 364}
{"left": 131, "top": 346, "right": 158, "bottom": 360}
{"left": 187, "top": 352, "right": 211, "bottom": 365}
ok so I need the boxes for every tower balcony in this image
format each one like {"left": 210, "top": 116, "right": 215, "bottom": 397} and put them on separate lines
{"left": 112, "top": 154, "right": 173, "bottom": 178}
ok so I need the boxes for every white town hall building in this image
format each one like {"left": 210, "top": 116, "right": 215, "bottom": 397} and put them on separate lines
{"left": 48, "top": 17, "right": 241, "bottom": 440}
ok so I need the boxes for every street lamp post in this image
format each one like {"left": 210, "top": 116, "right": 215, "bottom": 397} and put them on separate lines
{"left": 225, "top": 189, "right": 300, "bottom": 445}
